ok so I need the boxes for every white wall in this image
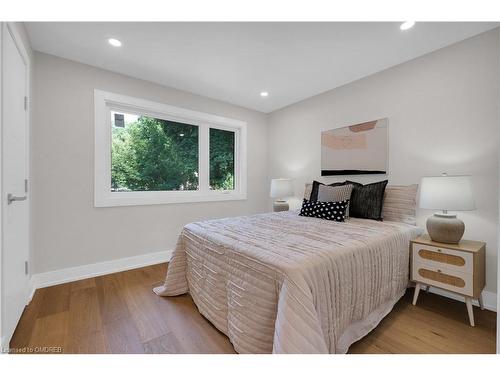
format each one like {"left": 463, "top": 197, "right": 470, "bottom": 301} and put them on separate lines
{"left": 268, "top": 30, "right": 499, "bottom": 295}
{"left": 32, "top": 52, "right": 269, "bottom": 274}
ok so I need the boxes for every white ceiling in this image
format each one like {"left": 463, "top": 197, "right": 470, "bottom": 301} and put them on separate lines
{"left": 25, "top": 22, "right": 498, "bottom": 113}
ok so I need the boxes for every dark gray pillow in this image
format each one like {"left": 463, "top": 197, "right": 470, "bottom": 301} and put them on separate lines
{"left": 345, "top": 180, "right": 388, "bottom": 220}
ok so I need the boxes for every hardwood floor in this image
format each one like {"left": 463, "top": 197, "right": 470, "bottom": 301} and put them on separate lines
{"left": 10, "top": 263, "right": 496, "bottom": 354}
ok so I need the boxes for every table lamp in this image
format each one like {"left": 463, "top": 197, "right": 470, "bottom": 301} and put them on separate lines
{"left": 419, "top": 173, "right": 475, "bottom": 243}
{"left": 270, "top": 178, "right": 294, "bottom": 212}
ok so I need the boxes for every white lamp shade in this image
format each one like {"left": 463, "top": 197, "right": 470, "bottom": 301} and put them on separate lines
{"left": 419, "top": 175, "right": 475, "bottom": 211}
{"left": 270, "top": 178, "right": 293, "bottom": 199}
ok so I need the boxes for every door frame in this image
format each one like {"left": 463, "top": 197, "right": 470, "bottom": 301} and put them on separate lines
{"left": 497, "top": 27, "right": 500, "bottom": 355}
{"left": 0, "top": 21, "right": 32, "bottom": 350}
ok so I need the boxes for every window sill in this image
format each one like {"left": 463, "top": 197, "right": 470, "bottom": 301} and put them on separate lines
{"left": 94, "top": 191, "right": 247, "bottom": 208}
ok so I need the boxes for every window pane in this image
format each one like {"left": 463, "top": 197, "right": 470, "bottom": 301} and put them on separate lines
{"left": 209, "top": 128, "right": 235, "bottom": 190}
{"left": 111, "top": 111, "right": 199, "bottom": 192}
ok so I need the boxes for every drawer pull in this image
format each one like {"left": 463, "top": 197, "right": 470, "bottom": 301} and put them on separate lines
{"left": 418, "top": 249, "right": 465, "bottom": 267}
{"left": 418, "top": 268, "right": 466, "bottom": 288}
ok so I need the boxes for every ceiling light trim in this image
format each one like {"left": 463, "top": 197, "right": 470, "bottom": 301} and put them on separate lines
{"left": 400, "top": 21, "right": 416, "bottom": 31}
{"left": 108, "top": 38, "right": 122, "bottom": 47}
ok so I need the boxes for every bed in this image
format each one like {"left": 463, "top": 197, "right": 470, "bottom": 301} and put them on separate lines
{"left": 154, "top": 209, "right": 422, "bottom": 354}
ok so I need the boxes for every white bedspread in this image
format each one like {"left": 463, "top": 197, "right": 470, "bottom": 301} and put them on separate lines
{"left": 154, "top": 210, "right": 422, "bottom": 353}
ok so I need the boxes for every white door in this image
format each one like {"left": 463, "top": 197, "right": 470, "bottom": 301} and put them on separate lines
{"left": 1, "top": 24, "right": 30, "bottom": 346}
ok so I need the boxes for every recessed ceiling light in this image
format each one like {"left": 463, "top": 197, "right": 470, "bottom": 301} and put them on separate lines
{"left": 260, "top": 91, "right": 269, "bottom": 97}
{"left": 179, "top": 133, "right": 185, "bottom": 137}
{"left": 400, "top": 21, "right": 415, "bottom": 31}
{"left": 108, "top": 38, "right": 122, "bottom": 47}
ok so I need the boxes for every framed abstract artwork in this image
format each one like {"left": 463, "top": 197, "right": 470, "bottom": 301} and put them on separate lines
{"left": 321, "top": 118, "right": 388, "bottom": 176}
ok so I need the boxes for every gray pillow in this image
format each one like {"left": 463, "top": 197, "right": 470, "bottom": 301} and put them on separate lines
{"left": 317, "top": 184, "right": 353, "bottom": 218}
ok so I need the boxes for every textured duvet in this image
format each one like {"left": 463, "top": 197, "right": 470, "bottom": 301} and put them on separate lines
{"left": 154, "top": 210, "right": 422, "bottom": 354}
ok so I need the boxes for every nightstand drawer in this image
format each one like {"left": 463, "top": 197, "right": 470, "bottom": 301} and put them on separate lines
{"left": 412, "top": 261, "right": 473, "bottom": 296}
{"left": 412, "top": 243, "right": 472, "bottom": 274}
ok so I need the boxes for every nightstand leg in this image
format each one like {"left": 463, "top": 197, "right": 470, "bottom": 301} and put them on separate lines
{"left": 465, "top": 297, "right": 475, "bottom": 327}
{"left": 412, "top": 283, "right": 421, "bottom": 305}
{"left": 478, "top": 294, "right": 484, "bottom": 310}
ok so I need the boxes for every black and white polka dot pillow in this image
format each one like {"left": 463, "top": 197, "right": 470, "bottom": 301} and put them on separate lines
{"left": 299, "top": 199, "right": 349, "bottom": 222}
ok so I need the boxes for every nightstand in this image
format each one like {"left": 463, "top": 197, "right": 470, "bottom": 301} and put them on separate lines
{"left": 410, "top": 235, "right": 486, "bottom": 326}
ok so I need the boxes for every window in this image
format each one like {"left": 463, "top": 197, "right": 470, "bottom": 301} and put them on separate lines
{"left": 111, "top": 111, "right": 199, "bottom": 192}
{"left": 95, "top": 90, "right": 247, "bottom": 207}
{"left": 209, "top": 128, "right": 235, "bottom": 191}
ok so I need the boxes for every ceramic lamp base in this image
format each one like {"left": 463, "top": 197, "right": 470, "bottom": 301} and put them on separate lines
{"left": 273, "top": 200, "right": 289, "bottom": 212}
{"left": 426, "top": 213, "right": 465, "bottom": 244}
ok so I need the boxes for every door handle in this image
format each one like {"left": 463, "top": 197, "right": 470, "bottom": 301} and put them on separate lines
{"left": 7, "top": 193, "right": 27, "bottom": 205}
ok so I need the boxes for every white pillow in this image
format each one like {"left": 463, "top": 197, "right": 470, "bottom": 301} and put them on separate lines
{"left": 304, "top": 183, "right": 313, "bottom": 200}
{"left": 382, "top": 185, "right": 418, "bottom": 225}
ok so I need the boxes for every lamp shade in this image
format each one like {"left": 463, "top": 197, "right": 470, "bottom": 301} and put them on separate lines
{"left": 419, "top": 175, "right": 475, "bottom": 211}
{"left": 270, "top": 178, "right": 293, "bottom": 199}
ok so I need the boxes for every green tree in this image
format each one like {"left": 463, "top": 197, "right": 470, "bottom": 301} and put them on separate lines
{"left": 111, "top": 116, "right": 235, "bottom": 192}
{"left": 209, "top": 128, "right": 235, "bottom": 190}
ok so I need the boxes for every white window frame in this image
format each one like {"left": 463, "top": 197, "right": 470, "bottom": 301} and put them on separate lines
{"left": 94, "top": 90, "right": 247, "bottom": 207}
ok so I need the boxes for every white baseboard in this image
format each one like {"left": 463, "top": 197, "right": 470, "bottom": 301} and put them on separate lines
{"left": 1, "top": 335, "right": 9, "bottom": 354}
{"left": 424, "top": 286, "right": 497, "bottom": 312}
{"left": 27, "top": 277, "right": 36, "bottom": 304}
{"left": 30, "top": 250, "right": 173, "bottom": 294}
